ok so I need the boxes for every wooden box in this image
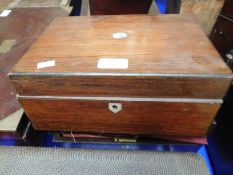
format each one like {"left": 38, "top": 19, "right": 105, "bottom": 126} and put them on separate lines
{"left": 9, "top": 15, "right": 232, "bottom": 136}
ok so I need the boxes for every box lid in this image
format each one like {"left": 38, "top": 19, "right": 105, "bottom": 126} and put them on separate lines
{"left": 10, "top": 15, "right": 232, "bottom": 76}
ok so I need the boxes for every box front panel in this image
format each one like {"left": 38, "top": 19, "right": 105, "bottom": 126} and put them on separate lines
{"left": 18, "top": 97, "right": 221, "bottom": 136}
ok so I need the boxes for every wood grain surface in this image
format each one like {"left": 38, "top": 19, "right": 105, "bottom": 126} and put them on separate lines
{"left": 10, "top": 15, "right": 232, "bottom": 99}
{"left": 9, "top": 75, "right": 231, "bottom": 99}
{"left": 89, "top": 0, "right": 152, "bottom": 15}
{"left": 0, "top": 8, "right": 68, "bottom": 120}
{"left": 11, "top": 15, "right": 231, "bottom": 75}
{"left": 19, "top": 97, "right": 220, "bottom": 136}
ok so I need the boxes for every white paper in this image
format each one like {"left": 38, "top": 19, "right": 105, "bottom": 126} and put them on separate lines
{"left": 37, "top": 60, "right": 55, "bottom": 69}
{"left": 97, "top": 58, "right": 128, "bottom": 69}
{"left": 112, "top": 32, "right": 128, "bottom": 39}
{"left": 0, "top": 10, "right": 12, "bottom": 17}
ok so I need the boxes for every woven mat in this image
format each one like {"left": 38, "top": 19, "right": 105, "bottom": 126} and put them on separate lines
{"left": 0, "top": 146, "right": 210, "bottom": 175}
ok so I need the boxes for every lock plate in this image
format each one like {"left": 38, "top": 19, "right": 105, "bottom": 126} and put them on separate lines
{"left": 108, "top": 103, "right": 122, "bottom": 113}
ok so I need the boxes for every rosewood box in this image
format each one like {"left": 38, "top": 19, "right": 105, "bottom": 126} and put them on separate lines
{"left": 9, "top": 15, "right": 232, "bottom": 136}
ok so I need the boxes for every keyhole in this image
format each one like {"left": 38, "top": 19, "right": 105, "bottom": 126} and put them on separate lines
{"left": 109, "top": 103, "right": 122, "bottom": 113}
{"left": 112, "top": 105, "right": 118, "bottom": 109}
